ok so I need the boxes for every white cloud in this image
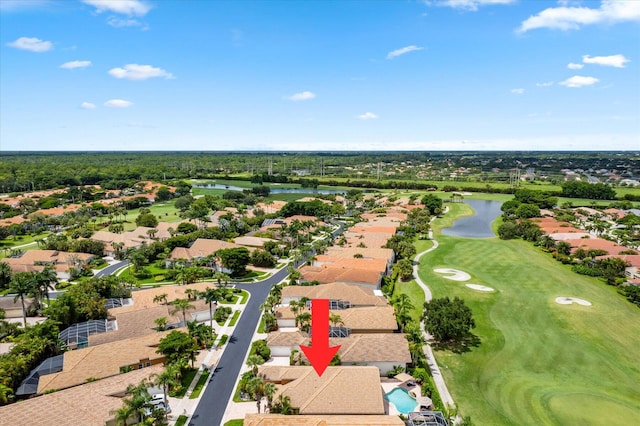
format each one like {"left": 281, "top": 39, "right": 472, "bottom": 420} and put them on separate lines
{"left": 80, "top": 102, "right": 96, "bottom": 109}
{"left": 60, "top": 60, "right": 91, "bottom": 69}
{"left": 582, "top": 54, "right": 630, "bottom": 68}
{"left": 288, "top": 91, "right": 316, "bottom": 101}
{"left": 567, "top": 62, "right": 584, "bottom": 69}
{"left": 108, "top": 64, "right": 173, "bottom": 80}
{"left": 357, "top": 112, "right": 379, "bottom": 120}
{"left": 559, "top": 75, "right": 599, "bottom": 88}
{"left": 386, "top": 45, "right": 424, "bottom": 59}
{"left": 6, "top": 37, "right": 52, "bottom": 52}
{"left": 518, "top": 0, "right": 640, "bottom": 32}
{"left": 536, "top": 81, "right": 554, "bottom": 87}
{"left": 107, "top": 17, "right": 145, "bottom": 28}
{"left": 427, "top": 0, "right": 516, "bottom": 11}
{"left": 510, "top": 88, "right": 525, "bottom": 95}
{"left": 104, "top": 99, "right": 133, "bottom": 108}
{"left": 82, "top": 0, "right": 151, "bottom": 16}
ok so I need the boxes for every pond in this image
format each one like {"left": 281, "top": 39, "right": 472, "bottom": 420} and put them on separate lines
{"left": 192, "top": 183, "right": 348, "bottom": 195}
{"left": 442, "top": 199, "right": 503, "bottom": 238}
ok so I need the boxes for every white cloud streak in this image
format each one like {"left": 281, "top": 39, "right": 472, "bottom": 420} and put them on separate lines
{"left": 107, "top": 17, "right": 145, "bottom": 28}
{"left": 81, "top": 102, "right": 96, "bottom": 109}
{"left": 60, "top": 60, "right": 91, "bottom": 69}
{"left": 428, "top": 0, "right": 516, "bottom": 11}
{"left": 82, "top": 0, "right": 151, "bottom": 16}
{"left": 568, "top": 62, "right": 584, "bottom": 69}
{"left": 357, "top": 112, "right": 379, "bottom": 120}
{"left": 288, "top": 91, "right": 316, "bottom": 101}
{"left": 559, "top": 75, "right": 599, "bottom": 88}
{"left": 386, "top": 45, "right": 424, "bottom": 59}
{"left": 6, "top": 36, "right": 52, "bottom": 52}
{"left": 108, "top": 64, "right": 173, "bottom": 80}
{"left": 104, "top": 99, "right": 133, "bottom": 108}
{"left": 510, "top": 88, "right": 525, "bottom": 95}
{"left": 518, "top": 0, "right": 640, "bottom": 32}
{"left": 582, "top": 54, "right": 630, "bottom": 68}
{"left": 536, "top": 81, "right": 554, "bottom": 87}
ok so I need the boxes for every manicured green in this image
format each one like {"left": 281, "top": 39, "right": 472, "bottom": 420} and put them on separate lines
{"left": 238, "top": 289, "right": 249, "bottom": 304}
{"left": 392, "top": 279, "right": 424, "bottom": 323}
{"left": 189, "top": 371, "right": 210, "bottom": 399}
{"left": 170, "top": 368, "right": 198, "bottom": 398}
{"left": 118, "top": 264, "right": 169, "bottom": 284}
{"left": 218, "top": 334, "right": 229, "bottom": 346}
{"left": 228, "top": 310, "right": 241, "bottom": 326}
{"left": 175, "top": 415, "right": 188, "bottom": 426}
{"left": 257, "top": 315, "right": 266, "bottom": 333}
{"left": 417, "top": 204, "right": 640, "bottom": 424}
{"left": 120, "top": 203, "right": 182, "bottom": 231}
{"left": 0, "top": 231, "right": 49, "bottom": 249}
{"left": 224, "top": 420, "right": 243, "bottom": 426}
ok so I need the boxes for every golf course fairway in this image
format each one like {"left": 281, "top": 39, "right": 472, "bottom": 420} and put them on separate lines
{"left": 419, "top": 203, "right": 640, "bottom": 425}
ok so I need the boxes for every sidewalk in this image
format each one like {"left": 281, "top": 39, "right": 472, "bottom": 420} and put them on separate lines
{"left": 166, "top": 295, "right": 249, "bottom": 424}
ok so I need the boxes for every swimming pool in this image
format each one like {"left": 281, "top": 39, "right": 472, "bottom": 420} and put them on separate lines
{"left": 385, "top": 387, "right": 417, "bottom": 414}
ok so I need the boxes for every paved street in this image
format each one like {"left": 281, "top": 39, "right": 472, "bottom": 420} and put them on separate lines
{"left": 188, "top": 267, "right": 288, "bottom": 426}
{"left": 94, "top": 260, "right": 129, "bottom": 278}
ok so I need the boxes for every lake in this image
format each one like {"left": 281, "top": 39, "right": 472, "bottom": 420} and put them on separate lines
{"left": 192, "top": 183, "right": 348, "bottom": 195}
{"left": 442, "top": 199, "right": 503, "bottom": 238}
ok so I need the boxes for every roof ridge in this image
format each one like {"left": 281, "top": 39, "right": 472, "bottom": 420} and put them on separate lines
{"left": 298, "top": 368, "right": 340, "bottom": 412}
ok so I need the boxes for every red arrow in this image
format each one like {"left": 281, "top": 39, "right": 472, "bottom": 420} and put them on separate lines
{"left": 299, "top": 299, "right": 341, "bottom": 377}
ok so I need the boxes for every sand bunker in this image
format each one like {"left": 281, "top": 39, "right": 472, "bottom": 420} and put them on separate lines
{"left": 466, "top": 284, "right": 494, "bottom": 292}
{"left": 434, "top": 268, "right": 471, "bottom": 281}
{"left": 555, "top": 297, "right": 592, "bottom": 306}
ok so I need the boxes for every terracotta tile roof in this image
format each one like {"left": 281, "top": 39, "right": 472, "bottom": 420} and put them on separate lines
{"left": 0, "top": 215, "right": 26, "bottom": 226}
{"left": 281, "top": 283, "right": 388, "bottom": 307}
{"left": 244, "top": 414, "right": 404, "bottom": 425}
{"left": 300, "top": 265, "right": 383, "bottom": 286}
{"left": 258, "top": 366, "right": 385, "bottom": 415}
{"left": 267, "top": 331, "right": 307, "bottom": 347}
{"left": 303, "top": 334, "right": 412, "bottom": 364}
{"left": 3, "top": 250, "right": 94, "bottom": 274}
{"left": 276, "top": 306, "right": 397, "bottom": 332}
{"left": 597, "top": 254, "right": 640, "bottom": 267}
{"left": 564, "top": 238, "right": 631, "bottom": 255}
{"left": 37, "top": 331, "right": 171, "bottom": 393}
{"left": 324, "top": 247, "right": 394, "bottom": 262}
{"left": 234, "top": 236, "right": 276, "bottom": 247}
{"left": 603, "top": 208, "right": 627, "bottom": 219}
{"left": 169, "top": 238, "right": 243, "bottom": 260}
{"left": 0, "top": 365, "right": 163, "bottom": 426}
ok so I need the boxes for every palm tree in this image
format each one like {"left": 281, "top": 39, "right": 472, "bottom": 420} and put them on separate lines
{"left": 153, "top": 366, "right": 180, "bottom": 412}
{"left": 185, "top": 288, "right": 200, "bottom": 301}
{"left": 271, "top": 394, "right": 292, "bottom": 414}
{"left": 111, "top": 379, "right": 152, "bottom": 425}
{"left": 329, "top": 313, "right": 343, "bottom": 328}
{"left": 263, "top": 382, "right": 277, "bottom": 412}
{"left": 9, "top": 272, "right": 36, "bottom": 326}
{"left": 153, "top": 293, "right": 168, "bottom": 305}
{"left": 200, "top": 287, "right": 218, "bottom": 338}
{"left": 246, "top": 376, "right": 265, "bottom": 413}
{"left": 393, "top": 294, "right": 415, "bottom": 332}
{"left": 37, "top": 265, "right": 58, "bottom": 306}
{"left": 246, "top": 354, "right": 263, "bottom": 375}
{"left": 0, "top": 261, "right": 12, "bottom": 289}
{"left": 296, "top": 312, "right": 312, "bottom": 332}
{"left": 154, "top": 316, "right": 168, "bottom": 331}
{"left": 171, "top": 298, "right": 195, "bottom": 326}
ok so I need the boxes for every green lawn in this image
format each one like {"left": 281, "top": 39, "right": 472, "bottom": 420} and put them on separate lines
{"left": 418, "top": 204, "right": 640, "bottom": 424}
{"left": 120, "top": 203, "right": 182, "bottom": 231}
{"left": 118, "top": 264, "right": 169, "bottom": 284}
{"left": 224, "top": 419, "right": 243, "bottom": 426}
{"left": 170, "top": 368, "right": 198, "bottom": 398}
{"left": 175, "top": 415, "right": 188, "bottom": 426}
{"left": 228, "top": 310, "right": 241, "bottom": 326}
{"left": 189, "top": 371, "right": 210, "bottom": 399}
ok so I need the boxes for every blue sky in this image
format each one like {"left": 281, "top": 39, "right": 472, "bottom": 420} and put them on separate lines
{"left": 1, "top": 0, "right": 638, "bottom": 151}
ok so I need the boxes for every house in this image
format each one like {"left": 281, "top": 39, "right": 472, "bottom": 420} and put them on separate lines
{"left": 21, "top": 331, "right": 173, "bottom": 396}
{"left": 280, "top": 282, "right": 388, "bottom": 307}
{"left": 597, "top": 255, "right": 640, "bottom": 279}
{"left": 275, "top": 305, "right": 397, "bottom": 333}
{"left": 564, "top": 238, "right": 631, "bottom": 256}
{"left": 324, "top": 247, "right": 395, "bottom": 271}
{"left": 298, "top": 333, "right": 412, "bottom": 375}
{"left": 0, "top": 365, "right": 163, "bottom": 426}
{"left": 299, "top": 264, "right": 384, "bottom": 290}
{"left": 234, "top": 235, "right": 277, "bottom": 249}
{"left": 244, "top": 414, "right": 404, "bottom": 425}
{"left": 1, "top": 249, "right": 95, "bottom": 280}
{"left": 0, "top": 296, "right": 37, "bottom": 318}
{"left": 257, "top": 366, "right": 385, "bottom": 415}
{"left": 267, "top": 332, "right": 412, "bottom": 375}
{"left": 168, "top": 238, "right": 244, "bottom": 263}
